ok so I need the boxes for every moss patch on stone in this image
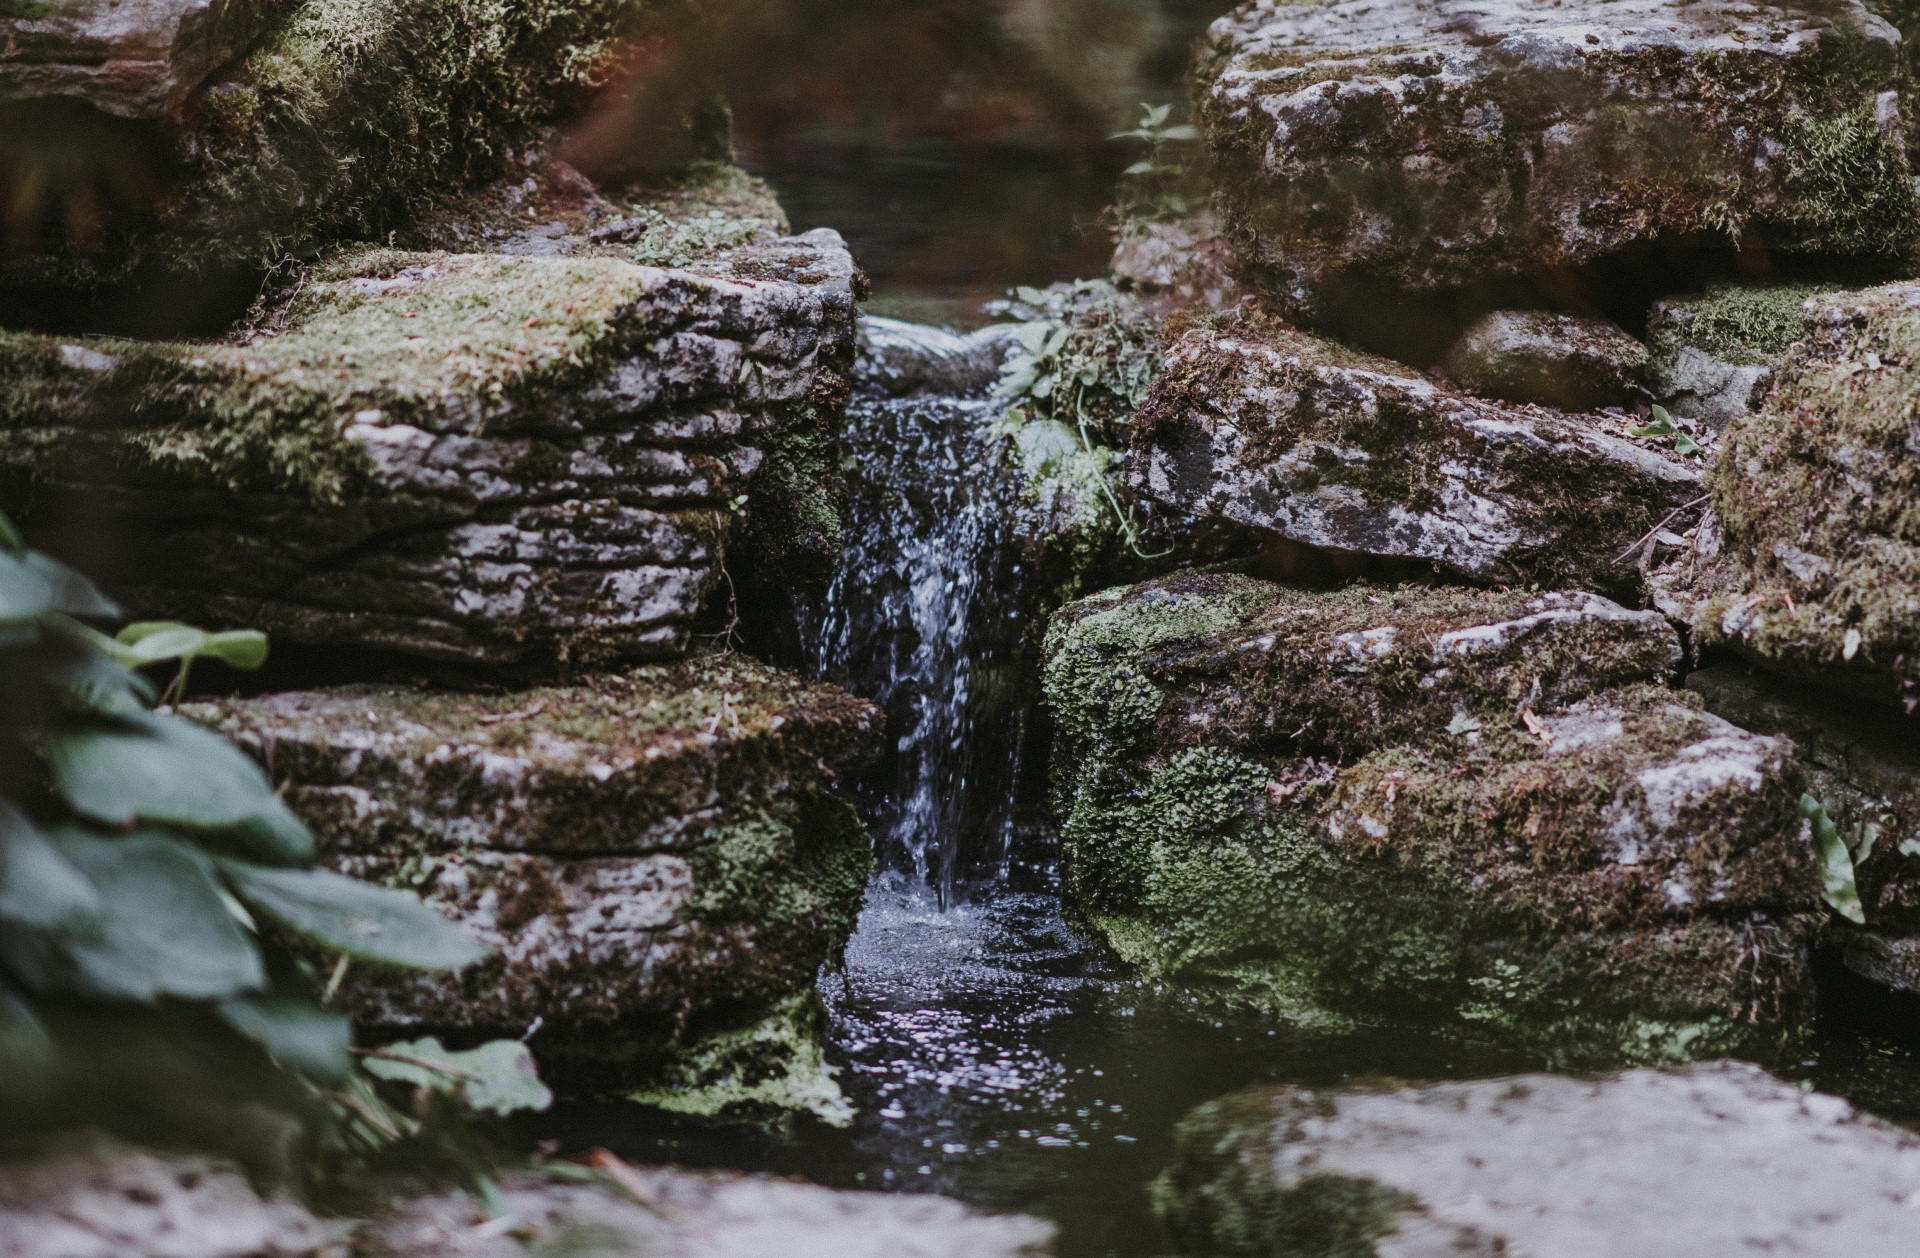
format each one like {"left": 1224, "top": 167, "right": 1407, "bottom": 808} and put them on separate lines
{"left": 627, "top": 992, "right": 854, "bottom": 1128}
{"left": 1647, "top": 284, "right": 1823, "bottom": 366}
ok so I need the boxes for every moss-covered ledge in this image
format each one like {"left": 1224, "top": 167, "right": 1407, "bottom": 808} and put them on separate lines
{"left": 0, "top": 173, "right": 859, "bottom": 670}
{"left": 1043, "top": 572, "right": 1820, "bottom": 1067}
{"left": 184, "top": 655, "right": 883, "bottom": 1124}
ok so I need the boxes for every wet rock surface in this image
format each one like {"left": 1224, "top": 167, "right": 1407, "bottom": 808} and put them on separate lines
{"left": 0, "top": 0, "right": 289, "bottom": 119}
{"left": 855, "top": 316, "right": 1015, "bottom": 398}
{"left": 1042, "top": 571, "right": 1819, "bottom": 1065}
{"left": 185, "top": 656, "right": 882, "bottom": 1118}
{"left": 1131, "top": 322, "right": 1701, "bottom": 589}
{"left": 1440, "top": 309, "right": 1647, "bottom": 411}
{"left": 1198, "top": 0, "right": 1916, "bottom": 341}
{"left": 0, "top": 1130, "right": 330, "bottom": 1258}
{"left": 1156, "top": 1062, "right": 1920, "bottom": 1258}
{"left": 1654, "top": 282, "right": 1920, "bottom": 708}
{"left": 363, "top": 1165, "right": 1054, "bottom": 1258}
{"left": 0, "top": 175, "right": 858, "bottom": 671}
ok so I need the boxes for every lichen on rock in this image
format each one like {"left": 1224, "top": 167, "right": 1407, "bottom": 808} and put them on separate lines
{"left": 1653, "top": 282, "right": 1920, "bottom": 707}
{"left": 183, "top": 655, "right": 882, "bottom": 1122}
{"left": 1130, "top": 321, "right": 1702, "bottom": 591}
{"left": 1043, "top": 571, "right": 1820, "bottom": 1065}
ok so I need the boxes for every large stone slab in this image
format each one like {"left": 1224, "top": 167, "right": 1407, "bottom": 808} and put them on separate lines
{"left": 1156, "top": 1062, "right": 1920, "bottom": 1258}
{"left": 1131, "top": 323, "right": 1701, "bottom": 589}
{"left": 1199, "top": 0, "right": 1917, "bottom": 340}
{"left": 1653, "top": 282, "right": 1920, "bottom": 709}
{"left": 0, "top": 0, "right": 291, "bottom": 120}
{"left": 0, "top": 181, "right": 857, "bottom": 671}
{"left": 185, "top": 656, "right": 882, "bottom": 1119}
{"left": 1043, "top": 571, "right": 1820, "bottom": 1065}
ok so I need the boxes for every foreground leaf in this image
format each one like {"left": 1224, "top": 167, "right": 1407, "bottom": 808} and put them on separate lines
{"left": 46, "top": 714, "right": 315, "bottom": 864}
{"left": 365, "top": 1037, "right": 552, "bottom": 1116}
{"left": 218, "top": 994, "right": 353, "bottom": 1084}
{"left": 17, "top": 830, "right": 265, "bottom": 1002}
{"left": 218, "top": 861, "right": 485, "bottom": 971}
{"left": 1803, "top": 794, "right": 1867, "bottom": 925}
{"left": 0, "top": 803, "right": 100, "bottom": 933}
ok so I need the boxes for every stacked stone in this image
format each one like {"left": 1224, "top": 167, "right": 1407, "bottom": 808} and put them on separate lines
{"left": 1055, "top": 0, "right": 1920, "bottom": 1073}
{"left": 0, "top": 1, "right": 877, "bottom": 1122}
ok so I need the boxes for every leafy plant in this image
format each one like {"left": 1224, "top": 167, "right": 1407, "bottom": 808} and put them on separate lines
{"left": 1801, "top": 793, "right": 1868, "bottom": 924}
{"left": 1629, "top": 404, "right": 1706, "bottom": 457}
{"left": 0, "top": 511, "right": 521, "bottom": 1163}
{"left": 992, "top": 281, "right": 1170, "bottom": 559}
{"left": 1111, "top": 102, "right": 1205, "bottom": 222}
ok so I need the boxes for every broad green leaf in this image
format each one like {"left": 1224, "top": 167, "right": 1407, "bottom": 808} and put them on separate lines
{"left": 0, "top": 549, "right": 56, "bottom": 625}
{"left": 365, "top": 1037, "right": 552, "bottom": 1116}
{"left": 0, "top": 804, "right": 100, "bottom": 933}
{"left": 201, "top": 630, "right": 269, "bottom": 670}
{"left": 113, "top": 622, "right": 208, "bottom": 665}
{"left": 217, "top": 994, "right": 353, "bottom": 1084}
{"left": 46, "top": 714, "right": 315, "bottom": 864}
{"left": 39, "top": 626, "right": 154, "bottom": 716}
{"left": 18, "top": 829, "right": 265, "bottom": 1002}
{"left": 1802, "top": 794, "right": 1866, "bottom": 925}
{"left": 24, "top": 552, "right": 116, "bottom": 620}
{"left": 217, "top": 861, "right": 485, "bottom": 971}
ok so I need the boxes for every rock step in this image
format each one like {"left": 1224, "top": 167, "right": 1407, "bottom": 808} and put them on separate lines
{"left": 0, "top": 204, "right": 858, "bottom": 672}
{"left": 1157, "top": 1062, "right": 1920, "bottom": 1258}
{"left": 184, "top": 656, "right": 882, "bottom": 1120}
{"left": 1043, "top": 572, "right": 1820, "bottom": 1066}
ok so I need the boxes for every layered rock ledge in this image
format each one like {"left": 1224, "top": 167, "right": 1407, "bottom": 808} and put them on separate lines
{"left": 186, "top": 655, "right": 882, "bottom": 1120}
{"left": 1156, "top": 1062, "right": 1920, "bottom": 1257}
{"left": 1043, "top": 571, "right": 1820, "bottom": 1065}
{"left": 0, "top": 174, "right": 858, "bottom": 671}
{"left": 1131, "top": 323, "right": 1701, "bottom": 590}
{"left": 1199, "top": 0, "right": 1916, "bottom": 342}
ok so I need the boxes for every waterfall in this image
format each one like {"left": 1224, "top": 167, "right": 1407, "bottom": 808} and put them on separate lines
{"left": 802, "top": 317, "right": 1030, "bottom": 907}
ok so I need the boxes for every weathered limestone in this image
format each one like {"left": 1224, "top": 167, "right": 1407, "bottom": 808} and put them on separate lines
{"left": 1440, "top": 309, "right": 1647, "bottom": 411}
{"left": 1109, "top": 211, "right": 1243, "bottom": 313}
{"left": 1042, "top": 571, "right": 1821, "bottom": 1065}
{"left": 1156, "top": 1062, "right": 1920, "bottom": 1258}
{"left": 185, "top": 656, "right": 882, "bottom": 1121}
{"left": 367, "top": 1167, "right": 1055, "bottom": 1258}
{"left": 1199, "top": 0, "right": 1917, "bottom": 340}
{"left": 1645, "top": 284, "right": 1821, "bottom": 429}
{"left": 0, "top": 174, "right": 858, "bottom": 671}
{"left": 1130, "top": 323, "right": 1701, "bottom": 589}
{"left": 1653, "top": 282, "right": 1920, "bottom": 708}
{"left": 1691, "top": 664, "right": 1920, "bottom": 991}
{"left": 0, "top": 0, "right": 291, "bottom": 119}
{"left": 0, "top": 0, "right": 679, "bottom": 291}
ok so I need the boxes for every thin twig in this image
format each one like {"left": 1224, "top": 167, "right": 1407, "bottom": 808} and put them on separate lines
{"left": 1615, "top": 494, "right": 1711, "bottom": 565}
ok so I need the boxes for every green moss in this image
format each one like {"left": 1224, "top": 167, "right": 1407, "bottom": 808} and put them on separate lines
{"left": 1650, "top": 284, "right": 1823, "bottom": 365}
{"left": 627, "top": 992, "right": 854, "bottom": 1128}
{"left": 1153, "top": 1089, "right": 1416, "bottom": 1258}
{"left": 1777, "top": 105, "right": 1920, "bottom": 257}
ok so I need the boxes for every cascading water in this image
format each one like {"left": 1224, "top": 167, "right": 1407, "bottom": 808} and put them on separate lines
{"left": 801, "top": 322, "right": 1034, "bottom": 906}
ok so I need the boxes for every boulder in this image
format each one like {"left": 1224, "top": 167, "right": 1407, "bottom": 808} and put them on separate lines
{"left": 855, "top": 316, "right": 1015, "bottom": 398}
{"left": 1109, "top": 210, "right": 1244, "bottom": 313}
{"left": 362, "top": 1165, "right": 1054, "bottom": 1258}
{"left": 0, "top": 0, "right": 292, "bottom": 120}
{"left": 0, "top": 0, "right": 680, "bottom": 294}
{"left": 1042, "top": 571, "right": 1821, "bottom": 1065}
{"left": 0, "top": 1130, "right": 328, "bottom": 1258}
{"left": 1439, "top": 309, "right": 1647, "bottom": 411}
{"left": 1155, "top": 1062, "right": 1920, "bottom": 1258}
{"left": 1645, "top": 284, "right": 1822, "bottom": 430}
{"left": 185, "top": 656, "right": 882, "bottom": 1121}
{"left": 1690, "top": 663, "right": 1920, "bottom": 989}
{"left": 1130, "top": 323, "right": 1702, "bottom": 590}
{"left": 0, "top": 171, "right": 858, "bottom": 671}
{"left": 1653, "top": 282, "right": 1920, "bottom": 709}
{"left": 1197, "top": 0, "right": 1916, "bottom": 346}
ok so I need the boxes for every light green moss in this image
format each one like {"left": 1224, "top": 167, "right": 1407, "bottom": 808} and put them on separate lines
{"left": 1650, "top": 284, "right": 1823, "bottom": 365}
{"left": 628, "top": 993, "right": 854, "bottom": 1128}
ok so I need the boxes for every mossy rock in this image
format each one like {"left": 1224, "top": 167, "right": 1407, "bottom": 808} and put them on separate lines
{"left": 1130, "top": 322, "right": 1703, "bottom": 592}
{"left": 0, "top": 176, "right": 858, "bottom": 670}
{"left": 1645, "top": 284, "right": 1830, "bottom": 430}
{"left": 1653, "top": 282, "right": 1920, "bottom": 708}
{"left": 1043, "top": 572, "right": 1820, "bottom": 1066}
{"left": 184, "top": 655, "right": 882, "bottom": 1121}
{"left": 1197, "top": 0, "right": 1917, "bottom": 349}
{"left": 1439, "top": 309, "right": 1649, "bottom": 412}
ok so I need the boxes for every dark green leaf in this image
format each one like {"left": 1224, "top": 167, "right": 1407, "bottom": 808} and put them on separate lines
{"left": 46, "top": 714, "right": 315, "bottom": 864}
{"left": 0, "top": 803, "right": 100, "bottom": 933}
{"left": 39, "top": 626, "right": 155, "bottom": 717}
{"left": 1802, "top": 794, "right": 1866, "bottom": 925}
{"left": 0, "top": 981, "right": 53, "bottom": 1083}
{"left": 218, "top": 861, "right": 485, "bottom": 971}
{"left": 217, "top": 994, "right": 353, "bottom": 1084}
{"left": 0, "top": 511, "right": 23, "bottom": 555}
{"left": 16, "top": 829, "right": 265, "bottom": 1002}
{"left": 25, "top": 552, "right": 116, "bottom": 620}
{"left": 364, "top": 1037, "right": 552, "bottom": 1116}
